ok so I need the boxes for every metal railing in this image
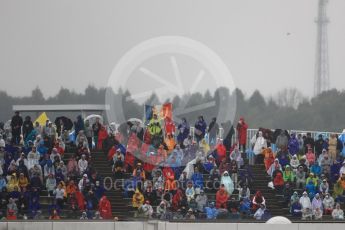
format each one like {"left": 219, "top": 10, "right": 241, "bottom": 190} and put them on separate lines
{"left": 191, "top": 127, "right": 342, "bottom": 149}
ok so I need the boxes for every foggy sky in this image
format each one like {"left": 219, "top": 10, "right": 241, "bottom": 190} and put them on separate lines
{"left": 0, "top": 0, "right": 345, "bottom": 99}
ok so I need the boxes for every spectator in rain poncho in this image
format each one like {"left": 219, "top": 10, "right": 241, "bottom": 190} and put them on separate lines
{"left": 216, "top": 185, "right": 229, "bottom": 209}
{"left": 263, "top": 147, "right": 275, "bottom": 171}
{"left": 320, "top": 153, "right": 332, "bottom": 175}
{"left": 46, "top": 173, "right": 56, "bottom": 196}
{"left": 7, "top": 174, "right": 19, "bottom": 192}
{"left": 165, "top": 133, "right": 176, "bottom": 153}
{"left": 220, "top": 171, "right": 234, "bottom": 195}
{"left": 25, "top": 130, "right": 38, "bottom": 146}
{"left": 29, "top": 193, "right": 41, "bottom": 218}
{"left": 283, "top": 165, "right": 294, "bottom": 183}
{"left": 251, "top": 131, "right": 267, "bottom": 159}
{"left": 328, "top": 134, "right": 338, "bottom": 161}
{"left": 311, "top": 193, "right": 323, "bottom": 212}
{"left": 306, "top": 180, "right": 317, "bottom": 199}
{"left": 191, "top": 167, "right": 204, "bottom": 190}
{"left": 98, "top": 195, "right": 112, "bottom": 219}
{"left": 277, "top": 152, "right": 289, "bottom": 168}
{"left": 252, "top": 191, "right": 265, "bottom": 211}
{"left": 18, "top": 173, "right": 29, "bottom": 191}
{"left": 290, "top": 192, "right": 299, "bottom": 212}
{"left": 236, "top": 117, "right": 248, "bottom": 152}
{"left": 205, "top": 202, "right": 218, "bottom": 219}
{"left": 290, "top": 155, "right": 299, "bottom": 172}
{"left": 253, "top": 204, "right": 267, "bottom": 220}
{"left": 67, "top": 155, "right": 79, "bottom": 177}
{"left": 177, "top": 118, "right": 190, "bottom": 145}
{"left": 16, "top": 152, "right": 28, "bottom": 168}
{"left": 172, "top": 188, "right": 185, "bottom": 211}
{"left": 230, "top": 145, "right": 244, "bottom": 168}
{"left": 297, "top": 134, "right": 304, "bottom": 152}
{"left": 74, "top": 115, "right": 84, "bottom": 134}
{"left": 172, "top": 144, "right": 184, "bottom": 162}
{"left": 194, "top": 116, "right": 207, "bottom": 143}
{"left": 195, "top": 190, "right": 208, "bottom": 212}
{"left": 75, "top": 131, "right": 88, "bottom": 147}
{"left": 332, "top": 203, "right": 344, "bottom": 220}
{"left": 315, "top": 135, "right": 325, "bottom": 156}
{"left": 132, "top": 189, "right": 144, "bottom": 209}
{"left": 310, "top": 162, "right": 321, "bottom": 178}
{"left": 156, "top": 201, "right": 168, "bottom": 220}
{"left": 0, "top": 175, "right": 7, "bottom": 191}
{"left": 27, "top": 146, "right": 40, "bottom": 170}
{"left": 203, "top": 155, "right": 216, "bottom": 173}
{"left": 239, "top": 198, "right": 251, "bottom": 216}
{"left": 148, "top": 114, "right": 162, "bottom": 147}
{"left": 0, "top": 135, "right": 5, "bottom": 148}
{"left": 323, "top": 193, "right": 334, "bottom": 214}
{"left": 138, "top": 200, "right": 153, "bottom": 218}
{"left": 288, "top": 134, "right": 299, "bottom": 155}
{"left": 34, "top": 135, "right": 46, "bottom": 155}
{"left": 7, "top": 198, "right": 18, "bottom": 215}
{"left": 275, "top": 130, "right": 289, "bottom": 150}
{"left": 199, "top": 139, "right": 210, "bottom": 155}
{"left": 306, "top": 172, "right": 318, "bottom": 186}
{"left": 50, "top": 148, "right": 61, "bottom": 163}
{"left": 239, "top": 184, "right": 251, "bottom": 200}
{"left": 78, "top": 155, "right": 88, "bottom": 175}
{"left": 183, "top": 151, "right": 203, "bottom": 179}
{"left": 83, "top": 120, "right": 93, "bottom": 149}
{"left": 166, "top": 152, "right": 182, "bottom": 169}
{"left": 319, "top": 179, "right": 329, "bottom": 195}
{"left": 267, "top": 159, "right": 282, "bottom": 178}
{"left": 44, "top": 160, "right": 55, "bottom": 178}
{"left": 207, "top": 117, "right": 219, "bottom": 146}
{"left": 185, "top": 181, "right": 195, "bottom": 202}
{"left": 299, "top": 191, "right": 311, "bottom": 210}
{"left": 334, "top": 182, "right": 344, "bottom": 201}
{"left": 330, "top": 160, "right": 342, "bottom": 183}
{"left": 295, "top": 166, "right": 306, "bottom": 189}
{"left": 313, "top": 207, "right": 323, "bottom": 220}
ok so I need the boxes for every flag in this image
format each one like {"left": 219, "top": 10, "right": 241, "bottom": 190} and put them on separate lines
{"left": 145, "top": 103, "right": 173, "bottom": 122}
{"left": 162, "top": 103, "right": 173, "bottom": 119}
{"left": 144, "top": 105, "right": 154, "bottom": 124}
{"left": 34, "top": 112, "right": 49, "bottom": 126}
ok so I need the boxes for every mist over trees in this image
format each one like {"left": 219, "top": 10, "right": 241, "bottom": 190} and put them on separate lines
{"left": 0, "top": 85, "right": 344, "bottom": 132}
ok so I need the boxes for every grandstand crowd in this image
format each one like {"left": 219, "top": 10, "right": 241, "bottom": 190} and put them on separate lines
{"left": 1, "top": 111, "right": 345, "bottom": 221}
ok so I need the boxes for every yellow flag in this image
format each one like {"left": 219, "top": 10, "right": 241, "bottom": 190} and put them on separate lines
{"left": 34, "top": 112, "right": 49, "bottom": 126}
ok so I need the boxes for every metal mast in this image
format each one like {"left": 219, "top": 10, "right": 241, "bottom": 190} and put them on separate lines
{"left": 314, "top": 0, "right": 330, "bottom": 96}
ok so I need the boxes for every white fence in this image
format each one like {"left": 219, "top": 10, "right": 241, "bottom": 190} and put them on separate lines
{"left": 1, "top": 221, "right": 345, "bottom": 230}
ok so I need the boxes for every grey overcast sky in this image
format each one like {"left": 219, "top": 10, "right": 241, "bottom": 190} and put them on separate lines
{"left": 0, "top": 0, "right": 345, "bottom": 99}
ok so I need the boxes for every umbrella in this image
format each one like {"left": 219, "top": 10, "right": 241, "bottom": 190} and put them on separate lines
{"left": 54, "top": 116, "right": 73, "bottom": 130}
{"left": 84, "top": 114, "right": 103, "bottom": 125}
{"left": 108, "top": 122, "right": 119, "bottom": 134}
{"left": 127, "top": 118, "right": 143, "bottom": 125}
{"left": 4, "top": 120, "right": 11, "bottom": 130}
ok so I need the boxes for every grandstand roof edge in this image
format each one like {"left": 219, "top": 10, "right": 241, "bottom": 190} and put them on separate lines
{"left": 12, "top": 104, "right": 109, "bottom": 112}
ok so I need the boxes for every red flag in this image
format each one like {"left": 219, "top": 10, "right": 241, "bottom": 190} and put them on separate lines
{"left": 162, "top": 103, "right": 172, "bottom": 119}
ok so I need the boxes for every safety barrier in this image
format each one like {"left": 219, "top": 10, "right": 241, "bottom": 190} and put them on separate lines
{"left": 1, "top": 221, "right": 345, "bottom": 230}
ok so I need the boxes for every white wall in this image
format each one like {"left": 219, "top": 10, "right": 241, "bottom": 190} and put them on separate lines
{"left": 1, "top": 222, "right": 344, "bottom": 230}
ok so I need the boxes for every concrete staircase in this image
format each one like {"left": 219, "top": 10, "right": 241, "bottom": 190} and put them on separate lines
{"left": 90, "top": 150, "right": 128, "bottom": 220}
{"left": 250, "top": 163, "right": 287, "bottom": 216}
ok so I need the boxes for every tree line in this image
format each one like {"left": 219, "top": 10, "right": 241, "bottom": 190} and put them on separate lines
{"left": 0, "top": 86, "right": 343, "bottom": 132}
